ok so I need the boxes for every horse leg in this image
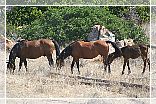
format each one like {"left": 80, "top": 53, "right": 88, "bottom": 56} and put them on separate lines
{"left": 142, "top": 58, "right": 147, "bottom": 74}
{"left": 122, "top": 59, "right": 127, "bottom": 75}
{"left": 47, "top": 55, "right": 54, "bottom": 67}
{"left": 19, "top": 59, "right": 23, "bottom": 72}
{"left": 76, "top": 59, "right": 80, "bottom": 75}
{"left": 147, "top": 58, "right": 150, "bottom": 72}
{"left": 24, "top": 59, "right": 28, "bottom": 72}
{"left": 71, "top": 59, "right": 75, "bottom": 74}
{"left": 127, "top": 60, "right": 131, "bottom": 75}
{"left": 12, "top": 65, "right": 15, "bottom": 74}
{"left": 108, "top": 64, "right": 111, "bottom": 73}
{"left": 103, "top": 56, "right": 109, "bottom": 73}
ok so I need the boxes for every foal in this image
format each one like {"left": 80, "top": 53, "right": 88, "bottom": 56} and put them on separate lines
{"left": 106, "top": 44, "right": 149, "bottom": 74}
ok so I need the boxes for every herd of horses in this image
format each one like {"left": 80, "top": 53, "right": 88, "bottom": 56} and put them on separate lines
{"left": 7, "top": 38, "right": 150, "bottom": 75}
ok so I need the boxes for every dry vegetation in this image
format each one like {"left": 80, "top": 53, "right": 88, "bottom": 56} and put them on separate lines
{"left": 6, "top": 48, "right": 150, "bottom": 98}
{"left": 6, "top": 99, "right": 150, "bottom": 104}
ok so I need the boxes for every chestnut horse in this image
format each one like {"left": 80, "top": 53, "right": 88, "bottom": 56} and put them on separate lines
{"left": 56, "top": 40, "right": 121, "bottom": 74}
{"left": 105, "top": 44, "right": 149, "bottom": 75}
{"left": 7, "top": 39, "right": 60, "bottom": 73}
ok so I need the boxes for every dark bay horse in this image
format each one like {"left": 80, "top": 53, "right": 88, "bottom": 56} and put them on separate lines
{"left": 56, "top": 40, "right": 121, "bottom": 74}
{"left": 7, "top": 39, "right": 60, "bottom": 73}
{"left": 106, "top": 44, "right": 149, "bottom": 75}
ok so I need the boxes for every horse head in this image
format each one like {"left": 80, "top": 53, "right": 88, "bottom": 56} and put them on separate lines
{"left": 56, "top": 44, "right": 72, "bottom": 69}
{"left": 56, "top": 56, "right": 65, "bottom": 69}
{"left": 7, "top": 42, "right": 22, "bottom": 73}
{"left": 107, "top": 53, "right": 116, "bottom": 65}
{"left": 6, "top": 60, "right": 15, "bottom": 73}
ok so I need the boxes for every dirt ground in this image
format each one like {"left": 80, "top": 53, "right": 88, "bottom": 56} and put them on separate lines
{"left": 6, "top": 49, "right": 150, "bottom": 98}
{"left": 6, "top": 99, "right": 150, "bottom": 104}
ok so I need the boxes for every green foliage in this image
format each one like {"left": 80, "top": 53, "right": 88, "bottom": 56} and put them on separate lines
{"left": 135, "top": 6, "right": 150, "bottom": 23}
{"left": 7, "top": 7, "right": 47, "bottom": 26}
{"left": 108, "top": 6, "right": 150, "bottom": 24}
{"left": 7, "top": 6, "right": 149, "bottom": 44}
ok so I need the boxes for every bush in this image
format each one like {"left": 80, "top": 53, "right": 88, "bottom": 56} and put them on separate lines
{"left": 7, "top": 6, "right": 149, "bottom": 44}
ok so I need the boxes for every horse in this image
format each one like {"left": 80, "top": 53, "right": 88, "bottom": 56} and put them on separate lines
{"left": 7, "top": 39, "right": 60, "bottom": 73}
{"left": 56, "top": 40, "right": 121, "bottom": 74}
{"left": 105, "top": 44, "right": 150, "bottom": 75}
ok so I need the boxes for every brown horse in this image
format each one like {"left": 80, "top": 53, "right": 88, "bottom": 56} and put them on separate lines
{"left": 56, "top": 40, "right": 121, "bottom": 74}
{"left": 106, "top": 44, "right": 149, "bottom": 74}
{"left": 7, "top": 39, "right": 60, "bottom": 73}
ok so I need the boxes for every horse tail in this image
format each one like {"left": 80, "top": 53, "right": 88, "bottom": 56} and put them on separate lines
{"left": 106, "top": 41, "right": 122, "bottom": 56}
{"left": 52, "top": 39, "right": 60, "bottom": 58}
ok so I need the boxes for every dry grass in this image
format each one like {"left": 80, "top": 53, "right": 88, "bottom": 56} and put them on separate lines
{"left": 6, "top": 99, "right": 150, "bottom": 104}
{"left": 6, "top": 50, "right": 150, "bottom": 98}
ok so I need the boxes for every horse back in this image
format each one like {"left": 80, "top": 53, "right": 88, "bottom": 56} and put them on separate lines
{"left": 19, "top": 39, "right": 55, "bottom": 59}
{"left": 122, "top": 45, "right": 141, "bottom": 59}
{"left": 71, "top": 40, "right": 109, "bottom": 59}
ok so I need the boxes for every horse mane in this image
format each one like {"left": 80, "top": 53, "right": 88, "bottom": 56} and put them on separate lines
{"left": 106, "top": 41, "right": 122, "bottom": 57}
{"left": 51, "top": 39, "right": 60, "bottom": 58}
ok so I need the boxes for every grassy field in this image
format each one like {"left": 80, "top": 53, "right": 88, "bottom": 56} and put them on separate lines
{"left": 6, "top": 49, "right": 150, "bottom": 98}
{"left": 6, "top": 99, "right": 150, "bottom": 104}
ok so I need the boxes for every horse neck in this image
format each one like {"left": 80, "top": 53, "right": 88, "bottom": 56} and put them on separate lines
{"left": 109, "top": 52, "right": 121, "bottom": 64}
{"left": 8, "top": 43, "right": 20, "bottom": 63}
{"left": 106, "top": 41, "right": 122, "bottom": 56}
{"left": 61, "top": 45, "right": 72, "bottom": 60}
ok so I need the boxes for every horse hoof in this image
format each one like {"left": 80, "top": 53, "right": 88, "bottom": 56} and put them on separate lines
{"left": 121, "top": 72, "right": 124, "bottom": 75}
